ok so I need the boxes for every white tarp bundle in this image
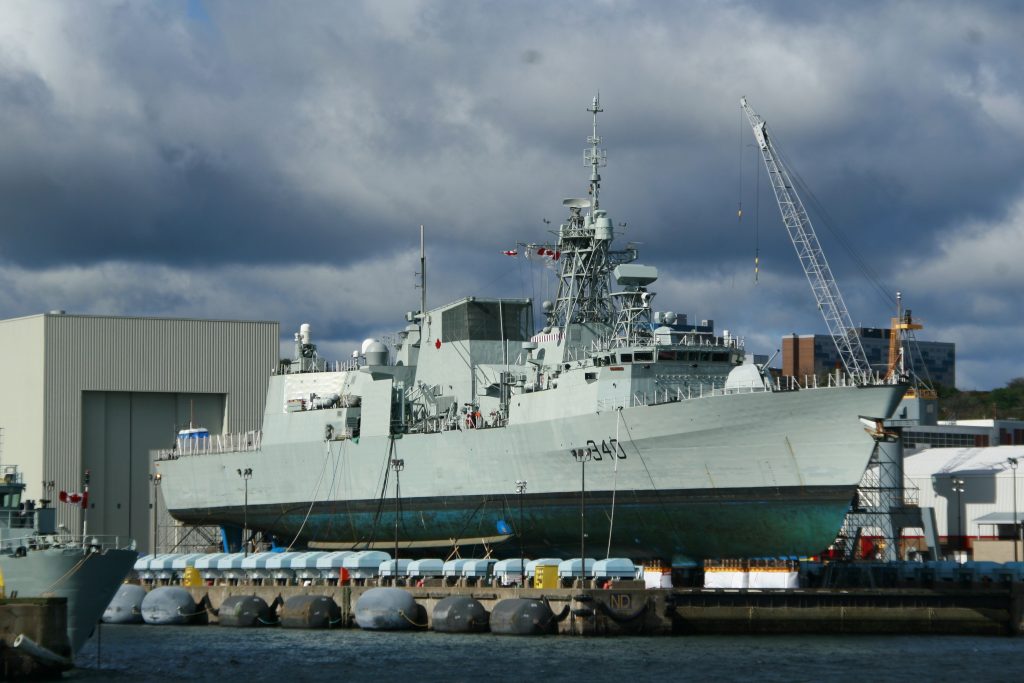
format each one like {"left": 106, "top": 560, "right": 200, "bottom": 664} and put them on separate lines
{"left": 703, "top": 570, "right": 749, "bottom": 589}
{"left": 644, "top": 567, "right": 672, "bottom": 589}
{"left": 747, "top": 570, "right": 799, "bottom": 589}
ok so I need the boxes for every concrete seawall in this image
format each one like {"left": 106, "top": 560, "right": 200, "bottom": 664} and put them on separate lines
{"left": 0, "top": 598, "right": 72, "bottom": 677}
{"left": 173, "top": 583, "right": 1024, "bottom": 636}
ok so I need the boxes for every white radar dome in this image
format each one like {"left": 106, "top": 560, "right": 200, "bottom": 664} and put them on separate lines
{"left": 364, "top": 340, "right": 389, "bottom": 366}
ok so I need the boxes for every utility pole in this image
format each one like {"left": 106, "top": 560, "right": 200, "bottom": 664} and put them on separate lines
{"left": 150, "top": 473, "right": 162, "bottom": 554}
{"left": 1009, "top": 458, "right": 1019, "bottom": 562}
{"left": 515, "top": 480, "right": 527, "bottom": 585}
{"left": 237, "top": 468, "right": 253, "bottom": 556}
{"left": 952, "top": 477, "right": 965, "bottom": 558}
{"left": 392, "top": 458, "right": 405, "bottom": 562}
{"left": 572, "top": 448, "right": 592, "bottom": 583}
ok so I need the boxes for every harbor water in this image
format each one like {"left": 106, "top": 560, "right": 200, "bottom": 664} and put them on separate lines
{"left": 68, "top": 626, "right": 1024, "bottom": 682}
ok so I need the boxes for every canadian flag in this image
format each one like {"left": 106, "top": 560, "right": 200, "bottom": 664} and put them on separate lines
{"left": 502, "top": 250, "right": 518, "bottom": 256}
{"left": 59, "top": 490, "right": 89, "bottom": 509}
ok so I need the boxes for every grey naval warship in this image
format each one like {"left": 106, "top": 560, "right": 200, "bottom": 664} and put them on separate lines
{"left": 0, "top": 465, "right": 136, "bottom": 656}
{"left": 156, "top": 98, "right": 904, "bottom": 563}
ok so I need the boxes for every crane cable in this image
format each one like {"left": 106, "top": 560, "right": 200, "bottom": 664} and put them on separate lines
{"left": 739, "top": 106, "right": 761, "bottom": 283}
{"left": 740, "top": 114, "right": 895, "bottom": 309}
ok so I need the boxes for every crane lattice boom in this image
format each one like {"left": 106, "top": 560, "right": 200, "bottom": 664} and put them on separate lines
{"left": 740, "top": 97, "right": 872, "bottom": 383}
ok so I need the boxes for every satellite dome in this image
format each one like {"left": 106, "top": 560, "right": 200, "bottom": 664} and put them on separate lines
{"left": 364, "top": 340, "right": 389, "bottom": 366}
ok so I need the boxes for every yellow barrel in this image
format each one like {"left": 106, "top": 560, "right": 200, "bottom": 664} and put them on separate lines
{"left": 182, "top": 566, "right": 202, "bottom": 587}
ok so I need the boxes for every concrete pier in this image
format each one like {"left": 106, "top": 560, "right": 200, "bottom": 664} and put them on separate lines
{"left": 172, "top": 583, "right": 1024, "bottom": 637}
{"left": 0, "top": 598, "right": 72, "bottom": 678}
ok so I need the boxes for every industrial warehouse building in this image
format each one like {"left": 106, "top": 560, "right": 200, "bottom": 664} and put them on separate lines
{"left": 904, "top": 445, "right": 1024, "bottom": 562}
{"left": 0, "top": 312, "right": 279, "bottom": 552}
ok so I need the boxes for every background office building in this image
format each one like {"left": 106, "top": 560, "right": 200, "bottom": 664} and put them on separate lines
{"left": 0, "top": 312, "right": 279, "bottom": 551}
{"left": 782, "top": 328, "right": 956, "bottom": 388}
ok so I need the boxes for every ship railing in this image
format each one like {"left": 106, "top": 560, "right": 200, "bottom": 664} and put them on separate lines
{"left": 903, "top": 479, "right": 921, "bottom": 507}
{"left": 0, "top": 509, "right": 38, "bottom": 532}
{"left": 599, "top": 334, "right": 747, "bottom": 354}
{"left": 821, "top": 371, "right": 886, "bottom": 388}
{"left": 617, "top": 368, "right": 889, "bottom": 411}
{"left": 0, "top": 529, "right": 133, "bottom": 553}
{"left": 158, "top": 430, "right": 263, "bottom": 460}
{"left": 775, "top": 374, "right": 890, "bottom": 390}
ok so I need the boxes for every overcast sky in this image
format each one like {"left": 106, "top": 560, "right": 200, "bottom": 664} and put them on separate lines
{"left": 0, "top": 1, "right": 1021, "bottom": 390}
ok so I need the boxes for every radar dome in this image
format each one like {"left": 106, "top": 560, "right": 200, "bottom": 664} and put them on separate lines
{"left": 364, "top": 340, "right": 389, "bottom": 366}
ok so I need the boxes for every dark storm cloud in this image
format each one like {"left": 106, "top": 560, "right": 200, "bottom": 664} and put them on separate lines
{"left": 0, "top": 1, "right": 1021, "bottom": 388}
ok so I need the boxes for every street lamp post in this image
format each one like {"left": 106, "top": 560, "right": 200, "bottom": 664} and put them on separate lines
{"left": 1009, "top": 458, "right": 1019, "bottom": 563}
{"left": 572, "top": 448, "right": 592, "bottom": 584}
{"left": 150, "top": 473, "right": 162, "bottom": 554}
{"left": 237, "top": 468, "right": 252, "bottom": 556}
{"left": 952, "top": 477, "right": 965, "bottom": 556}
{"left": 391, "top": 458, "right": 404, "bottom": 562}
{"left": 515, "top": 480, "right": 527, "bottom": 585}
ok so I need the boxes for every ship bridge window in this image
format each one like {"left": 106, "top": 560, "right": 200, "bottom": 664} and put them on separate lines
{"left": 711, "top": 352, "right": 728, "bottom": 362}
{"left": 619, "top": 353, "right": 633, "bottom": 363}
{"left": 441, "top": 301, "right": 532, "bottom": 343}
{"left": 634, "top": 351, "right": 653, "bottom": 362}
{"left": 2, "top": 492, "right": 20, "bottom": 509}
{"left": 658, "top": 351, "right": 677, "bottom": 361}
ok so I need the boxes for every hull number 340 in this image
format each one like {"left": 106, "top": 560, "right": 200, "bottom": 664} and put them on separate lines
{"left": 571, "top": 439, "right": 628, "bottom": 461}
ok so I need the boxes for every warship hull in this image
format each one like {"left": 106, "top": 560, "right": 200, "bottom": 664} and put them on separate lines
{"left": 158, "top": 97, "right": 904, "bottom": 563}
{"left": 0, "top": 547, "right": 137, "bottom": 655}
{"left": 158, "top": 383, "right": 903, "bottom": 562}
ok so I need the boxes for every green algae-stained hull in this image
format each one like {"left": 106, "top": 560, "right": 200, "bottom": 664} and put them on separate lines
{"left": 159, "top": 383, "right": 904, "bottom": 562}
{"left": 174, "top": 487, "right": 852, "bottom": 562}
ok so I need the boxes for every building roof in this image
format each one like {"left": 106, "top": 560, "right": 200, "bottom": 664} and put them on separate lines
{"left": 903, "top": 445, "right": 1024, "bottom": 478}
{"left": 974, "top": 512, "right": 1024, "bottom": 525}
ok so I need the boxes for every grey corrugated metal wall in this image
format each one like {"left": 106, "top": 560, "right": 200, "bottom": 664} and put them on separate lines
{"left": 42, "top": 314, "right": 279, "bottom": 537}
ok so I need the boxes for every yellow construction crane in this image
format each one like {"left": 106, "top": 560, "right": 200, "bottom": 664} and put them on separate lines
{"left": 884, "top": 292, "right": 937, "bottom": 399}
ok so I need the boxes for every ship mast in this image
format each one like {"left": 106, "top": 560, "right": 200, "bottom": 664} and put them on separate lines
{"left": 586, "top": 95, "right": 604, "bottom": 210}
{"left": 419, "top": 224, "right": 426, "bottom": 325}
{"left": 543, "top": 95, "right": 636, "bottom": 335}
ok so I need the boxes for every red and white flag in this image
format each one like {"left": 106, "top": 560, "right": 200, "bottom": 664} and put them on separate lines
{"left": 59, "top": 490, "right": 89, "bottom": 508}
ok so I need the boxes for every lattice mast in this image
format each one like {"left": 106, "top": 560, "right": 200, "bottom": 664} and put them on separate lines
{"left": 544, "top": 95, "right": 636, "bottom": 332}
{"left": 740, "top": 98, "right": 872, "bottom": 384}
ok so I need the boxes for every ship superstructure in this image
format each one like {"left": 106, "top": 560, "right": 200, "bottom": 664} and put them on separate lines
{"left": 0, "top": 465, "right": 136, "bottom": 656}
{"left": 156, "top": 98, "right": 904, "bottom": 563}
